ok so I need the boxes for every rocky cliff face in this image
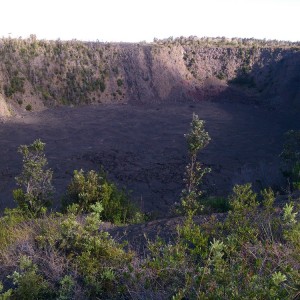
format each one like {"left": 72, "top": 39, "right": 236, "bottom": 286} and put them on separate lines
{"left": 0, "top": 37, "right": 299, "bottom": 116}
{"left": 0, "top": 94, "right": 10, "bottom": 117}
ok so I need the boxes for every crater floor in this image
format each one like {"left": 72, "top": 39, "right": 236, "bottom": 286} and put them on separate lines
{"left": 0, "top": 102, "right": 298, "bottom": 214}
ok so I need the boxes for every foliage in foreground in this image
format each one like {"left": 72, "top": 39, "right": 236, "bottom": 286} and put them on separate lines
{"left": 1, "top": 183, "right": 300, "bottom": 299}
{"left": 0, "top": 204, "right": 133, "bottom": 299}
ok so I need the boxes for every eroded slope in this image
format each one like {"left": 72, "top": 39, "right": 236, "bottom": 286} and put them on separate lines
{"left": 0, "top": 37, "right": 299, "bottom": 116}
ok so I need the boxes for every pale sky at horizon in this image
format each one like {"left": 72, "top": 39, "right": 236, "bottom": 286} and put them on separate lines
{"left": 0, "top": 0, "right": 299, "bottom": 42}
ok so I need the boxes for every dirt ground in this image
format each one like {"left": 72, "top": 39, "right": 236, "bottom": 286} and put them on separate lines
{"left": 0, "top": 102, "right": 298, "bottom": 214}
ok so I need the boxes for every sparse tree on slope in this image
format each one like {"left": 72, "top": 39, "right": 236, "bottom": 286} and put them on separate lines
{"left": 181, "top": 113, "right": 211, "bottom": 213}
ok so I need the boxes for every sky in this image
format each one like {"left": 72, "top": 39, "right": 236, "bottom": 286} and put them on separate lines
{"left": 0, "top": 0, "right": 299, "bottom": 42}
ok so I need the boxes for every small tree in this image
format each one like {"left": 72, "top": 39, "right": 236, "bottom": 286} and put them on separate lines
{"left": 62, "top": 169, "right": 102, "bottom": 213}
{"left": 180, "top": 114, "right": 211, "bottom": 212}
{"left": 63, "top": 168, "right": 141, "bottom": 224}
{"left": 13, "top": 139, "right": 54, "bottom": 216}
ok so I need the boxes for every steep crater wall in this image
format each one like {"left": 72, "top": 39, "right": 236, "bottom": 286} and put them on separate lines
{"left": 0, "top": 37, "right": 299, "bottom": 115}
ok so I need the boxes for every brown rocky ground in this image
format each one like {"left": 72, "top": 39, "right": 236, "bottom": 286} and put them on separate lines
{"left": 0, "top": 102, "right": 298, "bottom": 215}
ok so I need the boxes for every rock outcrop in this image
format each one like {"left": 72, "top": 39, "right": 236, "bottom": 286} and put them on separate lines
{"left": 0, "top": 94, "right": 10, "bottom": 117}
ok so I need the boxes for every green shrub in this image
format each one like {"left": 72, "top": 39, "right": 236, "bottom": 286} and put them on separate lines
{"left": 225, "top": 183, "right": 260, "bottom": 246}
{"left": 0, "top": 208, "right": 27, "bottom": 250}
{"left": 117, "top": 78, "right": 123, "bottom": 87}
{"left": 0, "top": 282, "right": 12, "bottom": 299}
{"left": 4, "top": 256, "right": 52, "bottom": 299}
{"left": 280, "top": 130, "right": 300, "bottom": 190}
{"left": 4, "top": 75, "right": 25, "bottom": 97}
{"left": 13, "top": 139, "right": 54, "bottom": 217}
{"left": 99, "top": 80, "right": 106, "bottom": 92}
{"left": 100, "top": 178, "right": 137, "bottom": 224}
{"left": 63, "top": 169, "right": 143, "bottom": 224}
{"left": 62, "top": 169, "right": 102, "bottom": 213}
{"left": 38, "top": 208, "right": 133, "bottom": 298}
{"left": 25, "top": 104, "right": 32, "bottom": 111}
{"left": 57, "top": 275, "right": 75, "bottom": 300}
{"left": 200, "top": 196, "right": 230, "bottom": 213}
{"left": 216, "top": 72, "right": 226, "bottom": 80}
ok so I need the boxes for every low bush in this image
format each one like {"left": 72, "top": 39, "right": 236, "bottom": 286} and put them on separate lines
{"left": 200, "top": 196, "right": 230, "bottom": 213}
{"left": 0, "top": 208, "right": 27, "bottom": 251}
{"left": 62, "top": 169, "right": 143, "bottom": 224}
{"left": 62, "top": 169, "right": 102, "bottom": 213}
{"left": 4, "top": 75, "right": 25, "bottom": 97}
{"left": 116, "top": 78, "right": 123, "bottom": 87}
{"left": 25, "top": 104, "right": 32, "bottom": 111}
{"left": 0, "top": 205, "right": 134, "bottom": 299}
